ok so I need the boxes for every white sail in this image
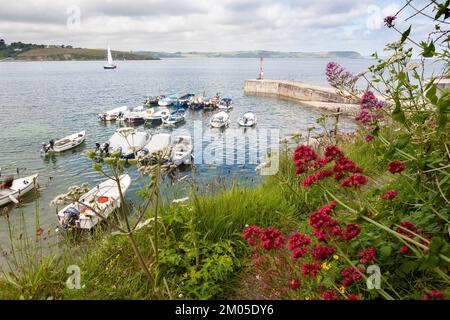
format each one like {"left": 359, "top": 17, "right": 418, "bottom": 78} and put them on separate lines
{"left": 107, "top": 46, "right": 113, "bottom": 65}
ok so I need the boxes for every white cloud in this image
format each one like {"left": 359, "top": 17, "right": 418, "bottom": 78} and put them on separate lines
{"left": 0, "top": 0, "right": 441, "bottom": 55}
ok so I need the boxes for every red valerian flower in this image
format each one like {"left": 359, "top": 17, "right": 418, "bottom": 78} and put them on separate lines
{"left": 301, "top": 262, "right": 321, "bottom": 278}
{"left": 290, "top": 278, "right": 300, "bottom": 290}
{"left": 333, "top": 157, "right": 363, "bottom": 173}
{"left": 422, "top": 290, "right": 444, "bottom": 300}
{"left": 288, "top": 233, "right": 311, "bottom": 250}
{"left": 360, "top": 90, "right": 377, "bottom": 109}
{"left": 294, "top": 145, "right": 317, "bottom": 165}
{"left": 261, "top": 227, "right": 286, "bottom": 250}
{"left": 315, "top": 169, "right": 334, "bottom": 181}
{"left": 341, "top": 174, "right": 368, "bottom": 188}
{"left": 381, "top": 190, "right": 397, "bottom": 200}
{"left": 400, "top": 245, "right": 411, "bottom": 255}
{"left": 341, "top": 266, "right": 364, "bottom": 287}
{"left": 242, "top": 225, "right": 262, "bottom": 247}
{"left": 302, "top": 175, "right": 317, "bottom": 187}
{"left": 292, "top": 247, "right": 308, "bottom": 259}
{"left": 309, "top": 201, "right": 337, "bottom": 229}
{"left": 357, "top": 247, "right": 376, "bottom": 264}
{"left": 324, "top": 146, "right": 344, "bottom": 159}
{"left": 322, "top": 289, "right": 339, "bottom": 300}
{"left": 334, "top": 173, "right": 344, "bottom": 181}
{"left": 346, "top": 294, "right": 360, "bottom": 300}
{"left": 326, "top": 62, "right": 358, "bottom": 90}
{"left": 384, "top": 15, "right": 396, "bottom": 28}
{"left": 311, "top": 245, "right": 336, "bottom": 260}
{"left": 295, "top": 165, "right": 307, "bottom": 175}
{"left": 395, "top": 220, "right": 420, "bottom": 238}
{"left": 364, "top": 134, "right": 375, "bottom": 142}
{"left": 310, "top": 156, "right": 334, "bottom": 169}
{"left": 388, "top": 160, "right": 405, "bottom": 174}
{"left": 344, "top": 224, "right": 362, "bottom": 240}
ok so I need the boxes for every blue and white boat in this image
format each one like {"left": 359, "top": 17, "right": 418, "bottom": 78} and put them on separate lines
{"left": 162, "top": 109, "right": 186, "bottom": 125}
{"left": 144, "top": 107, "right": 171, "bottom": 125}
{"left": 218, "top": 97, "right": 233, "bottom": 111}
{"left": 158, "top": 93, "right": 194, "bottom": 108}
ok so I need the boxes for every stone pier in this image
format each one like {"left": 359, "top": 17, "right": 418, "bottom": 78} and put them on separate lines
{"left": 243, "top": 79, "right": 359, "bottom": 116}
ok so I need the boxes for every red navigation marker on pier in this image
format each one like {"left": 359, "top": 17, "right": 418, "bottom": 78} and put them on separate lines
{"left": 257, "top": 56, "right": 264, "bottom": 80}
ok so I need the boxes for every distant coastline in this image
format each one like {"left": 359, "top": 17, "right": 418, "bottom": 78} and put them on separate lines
{"left": 1, "top": 40, "right": 363, "bottom": 61}
{"left": 138, "top": 50, "right": 364, "bottom": 59}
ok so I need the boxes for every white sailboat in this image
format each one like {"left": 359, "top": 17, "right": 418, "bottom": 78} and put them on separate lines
{"left": 104, "top": 46, "right": 117, "bottom": 69}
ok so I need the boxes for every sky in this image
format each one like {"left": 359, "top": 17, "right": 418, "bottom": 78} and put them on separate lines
{"left": 0, "top": 0, "right": 440, "bottom": 55}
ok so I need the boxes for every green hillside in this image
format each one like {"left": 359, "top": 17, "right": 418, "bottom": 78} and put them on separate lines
{"left": 16, "top": 48, "right": 158, "bottom": 61}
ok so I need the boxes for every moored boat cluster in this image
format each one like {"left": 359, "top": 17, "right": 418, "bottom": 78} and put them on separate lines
{"left": 1, "top": 92, "right": 258, "bottom": 232}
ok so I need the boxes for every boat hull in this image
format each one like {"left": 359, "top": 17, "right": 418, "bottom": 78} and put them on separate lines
{"left": 0, "top": 174, "right": 38, "bottom": 207}
{"left": 104, "top": 65, "right": 117, "bottom": 69}
{"left": 42, "top": 131, "right": 86, "bottom": 154}
{"left": 56, "top": 174, "right": 131, "bottom": 230}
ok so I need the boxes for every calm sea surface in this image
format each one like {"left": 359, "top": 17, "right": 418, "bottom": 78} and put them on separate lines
{"left": 0, "top": 57, "right": 389, "bottom": 249}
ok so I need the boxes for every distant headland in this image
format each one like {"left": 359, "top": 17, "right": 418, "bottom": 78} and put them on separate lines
{"left": 0, "top": 40, "right": 159, "bottom": 61}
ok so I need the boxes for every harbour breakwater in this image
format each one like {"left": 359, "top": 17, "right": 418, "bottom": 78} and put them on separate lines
{"left": 243, "top": 79, "right": 359, "bottom": 116}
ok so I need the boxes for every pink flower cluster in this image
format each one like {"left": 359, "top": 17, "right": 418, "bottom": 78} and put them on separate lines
{"left": 355, "top": 90, "right": 385, "bottom": 143}
{"left": 325, "top": 62, "right": 358, "bottom": 92}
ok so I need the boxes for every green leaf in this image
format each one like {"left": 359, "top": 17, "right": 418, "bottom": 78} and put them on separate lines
{"left": 392, "top": 99, "right": 406, "bottom": 124}
{"left": 399, "top": 261, "right": 419, "bottom": 273}
{"left": 421, "top": 40, "right": 436, "bottom": 58}
{"left": 393, "top": 134, "right": 411, "bottom": 149}
{"left": 380, "top": 245, "right": 392, "bottom": 257}
{"left": 401, "top": 26, "right": 411, "bottom": 44}
{"left": 425, "top": 85, "right": 438, "bottom": 105}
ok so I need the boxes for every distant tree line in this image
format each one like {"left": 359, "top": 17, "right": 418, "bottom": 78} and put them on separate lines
{"left": 0, "top": 39, "right": 74, "bottom": 58}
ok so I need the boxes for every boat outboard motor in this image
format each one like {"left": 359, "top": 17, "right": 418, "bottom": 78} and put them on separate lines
{"left": 99, "top": 142, "right": 110, "bottom": 156}
{"left": 62, "top": 207, "right": 80, "bottom": 230}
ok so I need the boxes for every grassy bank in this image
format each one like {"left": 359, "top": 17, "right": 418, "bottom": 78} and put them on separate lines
{"left": 2, "top": 124, "right": 447, "bottom": 300}
{"left": 11, "top": 48, "right": 158, "bottom": 61}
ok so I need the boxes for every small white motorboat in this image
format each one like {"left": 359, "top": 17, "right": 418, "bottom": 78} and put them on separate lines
{"left": 98, "top": 106, "right": 128, "bottom": 121}
{"left": 124, "top": 111, "right": 146, "bottom": 125}
{"left": 0, "top": 174, "right": 38, "bottom": 206}
{"left": 162, "top": 110, "right": 186, "bottom": 125}
{"left": 56, "top": 174, "right": 131, "bottom": 230}
{"left": 41, "top": 131, "right": 86, "bottom": 154}
{"left": 96, "top": 127, "right": 151, "bottom": 159}
{"left": 171, "top": 135, "right": 193, "bottom": 166}
{"left": 238, "top": 112, "right": 257, "bottom": 127}
{"left": 136, "top": 133, "right": 171, "bottom": 159}
{"left": 209, "top": 111, "right": 230, "bottom": 128}
{"left": 144, "top": 107, "right": 171, "bottom": 125}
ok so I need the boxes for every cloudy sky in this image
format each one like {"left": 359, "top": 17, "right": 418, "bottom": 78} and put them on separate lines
{"left": 0, "top": 0, "right": 438, "bottom": 55}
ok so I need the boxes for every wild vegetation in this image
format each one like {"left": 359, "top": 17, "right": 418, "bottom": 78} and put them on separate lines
{"left": 0, "top": 0, "right": 449, "bottom": 300}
